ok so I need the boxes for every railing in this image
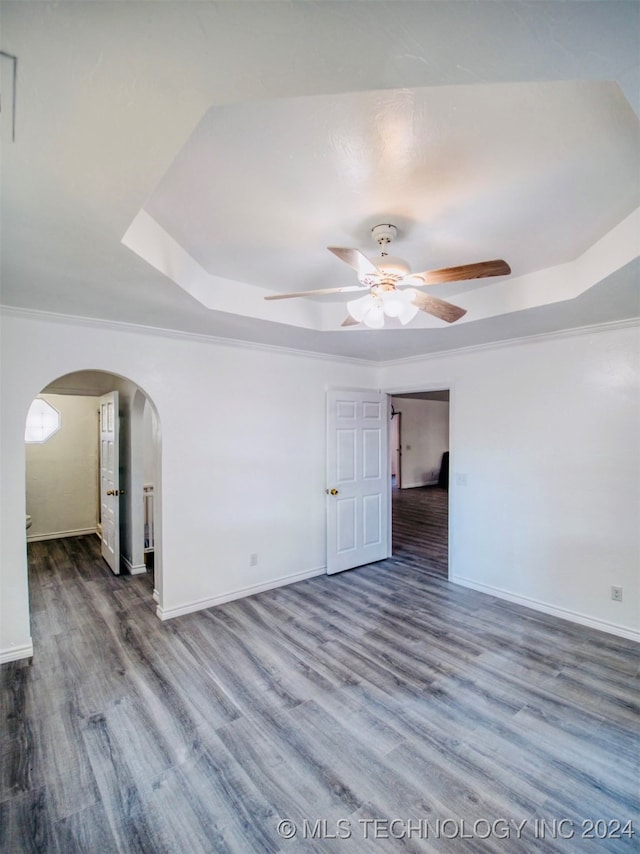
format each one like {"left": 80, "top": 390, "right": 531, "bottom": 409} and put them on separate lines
{"left": 143, "top": 484, "right": 154, "bottom": 552}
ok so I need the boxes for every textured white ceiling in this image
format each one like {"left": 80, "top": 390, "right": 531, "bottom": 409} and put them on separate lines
{"left": 1, "top": 1, "right": 639, "bottom": 361}
{"left": 144, "top": 80, "right": 638, "bottom": 292}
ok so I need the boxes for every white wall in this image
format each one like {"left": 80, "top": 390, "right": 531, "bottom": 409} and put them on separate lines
{"left": 392, "top": 396, "right": 449, "bottom": 488}
{"left": 0, "top": 310, "right": 374, "bottom": 660}
{"left": 142, "top": 399, "right": 157, "bottom": 486}
{"left": 25, "top": 394, "right": 98, "bottom": 540}
{"left": 2, "top": 310, "right": 638, "bottom": 663}
{"left": 382, "top": 322, "right": 640, "bottom": 639}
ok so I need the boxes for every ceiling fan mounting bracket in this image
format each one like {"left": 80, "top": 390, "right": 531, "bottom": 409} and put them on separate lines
{"left": 371, "top": 223, "right": 398, "bottom": 249}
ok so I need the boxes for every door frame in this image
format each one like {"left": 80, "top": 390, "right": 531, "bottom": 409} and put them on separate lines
{"left": 384, "top": 382, "right": 454, "bottom": 580}
{"left": 24, "top": 370, "right": 163, "bottom": 608}
{"left": 390, "top": 409, "right": 402, "bottom": 489}
{"left": 99, "top": 390, "right": 121, "bottom": 573}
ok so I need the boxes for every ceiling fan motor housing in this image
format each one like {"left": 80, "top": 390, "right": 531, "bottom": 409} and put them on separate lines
{"left": 371, "top": 223, "right": 398, "bottom": 246}
{"left": 374, "top": 255, "right": 410, "bottom": 279}
{"left": 361, "top": 223, "right": 409, "bottom": 283}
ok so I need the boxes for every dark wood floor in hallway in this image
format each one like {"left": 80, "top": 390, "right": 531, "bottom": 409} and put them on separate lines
{"left": 1, "top": 532, "right": 638, "bottom": 852}
{"left": 392, "top": 485, "right": 448, "bottom": 575}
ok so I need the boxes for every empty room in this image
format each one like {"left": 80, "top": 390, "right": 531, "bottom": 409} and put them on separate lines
{"left": 1, "top": 2, "right": 638, "bottom": 851}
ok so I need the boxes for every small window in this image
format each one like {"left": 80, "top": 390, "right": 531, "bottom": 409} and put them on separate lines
{"left": 25, "top": 398, "right": 61, "bottom": 444}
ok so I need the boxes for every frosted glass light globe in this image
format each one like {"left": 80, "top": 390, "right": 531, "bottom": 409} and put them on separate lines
{"left": 363, "top": 305, "right": 385, "bottom": 328}
{"left": 381, "top": 291, "right": 405, "bottom": 317}
{"left": 346, "top": 294, "right": 385, "bottom": 328}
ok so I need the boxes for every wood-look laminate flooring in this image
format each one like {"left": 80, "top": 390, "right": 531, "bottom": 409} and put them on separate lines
{"left": 1, "top": 534, "right": 638, "bottom": 852}
{"left": 392, "top": 486, "right": 448, "bottom": 576}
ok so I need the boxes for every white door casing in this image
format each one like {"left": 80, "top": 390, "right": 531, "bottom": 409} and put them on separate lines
{"left": 390, "top": 409, "right": 402, "bottom": 488}
{"left": 326, "top": 389, "right": 390, "bottom": 575}
{"left": 99, "top": 391, "right": 120, "bottom": 574}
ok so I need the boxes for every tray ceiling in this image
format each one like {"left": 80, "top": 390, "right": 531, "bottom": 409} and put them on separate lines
{"left": 1, "top": 1, "right": 638, "bottom": 361}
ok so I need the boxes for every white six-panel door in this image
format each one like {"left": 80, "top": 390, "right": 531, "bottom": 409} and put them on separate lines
{"left": 99, "top": 391, "right": 121, "bottom": 574}
{"left": 326, "top": 389, "right": 390, "bottom": 575}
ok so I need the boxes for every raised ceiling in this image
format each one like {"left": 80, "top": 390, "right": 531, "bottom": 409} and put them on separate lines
{"left": 1, "top": 1, "right": 638, "bottom": 362}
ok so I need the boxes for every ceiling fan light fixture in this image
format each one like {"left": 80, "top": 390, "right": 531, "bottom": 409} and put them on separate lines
{"left": 397, "top": 297, "right": 420, "bottom": 326}
{"left": 268, "top": 222, "right": 509, "bottom": 330}
{"left": 380, "top": 288, "right": 409, "bottom": 317}
{"left": 363, "top": 305, "right": 385, "bottom": 329}
{"left": 346, "top": 294, "right": 373, "bottom": 322}
{"left": 348, "top": 287, "right": 418, "bottom": 328}
{"left": 347, "top": 294, "right": 385, "bottom": 328}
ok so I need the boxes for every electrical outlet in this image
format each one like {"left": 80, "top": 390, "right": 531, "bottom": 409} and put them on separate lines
{"left": 250, "top": 553, "right": 258, "bottom": 567}
{"left": 611, "top": 586, "right": 623, "bottom": 602}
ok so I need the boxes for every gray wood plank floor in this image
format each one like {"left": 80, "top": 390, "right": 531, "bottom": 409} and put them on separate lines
{"left": 1, "top": 510, "right": 638, "bottom": 852}
{"left": 392, "top": 486, "right": 448, "bottom": 575}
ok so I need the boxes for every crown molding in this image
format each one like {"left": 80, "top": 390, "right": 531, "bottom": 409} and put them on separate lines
{"left": 376, "top": 317, "right": 640, "bottom": 368}
{"left": 2, "top": 305, "right": 638, "bottom": 369}
{"left": 0, "top": 304, "right": 374, "bottom": 368}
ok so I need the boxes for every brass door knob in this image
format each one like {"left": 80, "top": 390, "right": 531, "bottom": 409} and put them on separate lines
{"left": 326, "top": 488, "right": 339, "bottom": 496}
{"left": 106, "top": 489, "right": 115, "bottom": 495}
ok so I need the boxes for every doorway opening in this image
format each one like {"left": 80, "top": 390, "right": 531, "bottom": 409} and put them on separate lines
{"left": 24, "top": 370, "right": 162, "bottom": 607}
{"left": 389, "top": 390, "right": 450, "bottom": 578}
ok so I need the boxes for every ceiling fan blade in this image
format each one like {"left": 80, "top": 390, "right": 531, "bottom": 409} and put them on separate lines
{"left": 328, "top": 246, "right": 379, "bottom": 276}
{"left": 341, "top": 315, "right": 360, "bottom": 327}
{"left": 412, "top": 259, "right": 511, "bottom": 286}
{"left": 265, "top": 285, "right": 367, "bottom": 301}
{"left": 412, "top": 290, "right": 467, "bottom": 323}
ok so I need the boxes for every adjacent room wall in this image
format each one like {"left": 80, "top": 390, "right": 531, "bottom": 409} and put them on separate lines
{"left": 25, "top": 394, "right": 98, "bottom": 541}
{"left": 391, "top": 396, "right": 449, "bottom": 488}
{"left": 382, "top": 321, "right": 640, "bottom": 640}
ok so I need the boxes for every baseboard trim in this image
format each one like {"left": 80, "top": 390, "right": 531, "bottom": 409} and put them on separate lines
{"left": 156, "top": 566, "right": 325, "bottom": 621}
{"left": 451, "top": 575, "right": 640, "bottom": 642}
{"left": 27, "top": 528, "right": 96, "bottom": 543}
{"left": 122, "top": 556, "right": 147, "bottom": 576}
{"left": 1, "top": 639, "right": 34, "bottom": 664}
{"left": 400, "top": 480, "right": 439, "bottom": 489}
{"left": 152, "top": 588, "right": 160, "bottom": 603}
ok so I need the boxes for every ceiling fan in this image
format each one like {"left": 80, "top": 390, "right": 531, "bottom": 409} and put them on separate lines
{"left": 264, "top": 224, "right": 511, "bottom": 328}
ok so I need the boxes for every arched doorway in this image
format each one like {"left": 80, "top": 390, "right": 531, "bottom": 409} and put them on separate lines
{"left": 24, "top": 369, "right": 162, "bottom": 608}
